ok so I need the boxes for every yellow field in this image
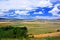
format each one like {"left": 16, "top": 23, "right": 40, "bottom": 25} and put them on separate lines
{"left": 0, "top": 21, "right": 60, "bottom": 39}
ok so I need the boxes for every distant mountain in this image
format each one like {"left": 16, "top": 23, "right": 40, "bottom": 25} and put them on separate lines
{"left": 0, "top": 18, "right": 7, "bottom": 20}
{"left": 0, "top": 18, "right": 60, "bottom": 22}
{"left": 0, "top": 18, "right": 24, "bottom": 22}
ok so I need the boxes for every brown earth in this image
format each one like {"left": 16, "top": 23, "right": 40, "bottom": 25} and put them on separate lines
{"left": 23, "top": 22, "right": 48, "bottom": 24}
{"left": 34, "top": 32, "right": 60, "bottom": 38}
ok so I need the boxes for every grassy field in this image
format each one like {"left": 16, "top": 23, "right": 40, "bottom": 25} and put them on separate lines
{"left": 1, "top": 36, "right": 60, "bottom": 40}
{"left": 0, "top": 21, "right": 60, "bottom": 40}
{"left": 0, "top": 21, "right": 60, "bottom": 34}
{"left": 14, "top": 21, "right": 60, "bottom": 34}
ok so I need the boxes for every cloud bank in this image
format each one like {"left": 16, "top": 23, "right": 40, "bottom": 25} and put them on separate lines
{"left": 0, "top": 0, "right": 60, "bottom": 19}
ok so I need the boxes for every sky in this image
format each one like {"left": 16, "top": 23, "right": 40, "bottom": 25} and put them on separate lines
{"left": 0, "top": 0, "right": 60, "bottom": 19}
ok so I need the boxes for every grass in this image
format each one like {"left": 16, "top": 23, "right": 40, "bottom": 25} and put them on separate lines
{"left": 28, "top": 28, "right": 56, "bottom": 34}
{"left": 0, "top": 26, "right": 28, "bottom": 39}
{"left": 0, "top": 21, "right": 60, "bottom": 34}
{"left": 0, "top": 21, "right": 60, "bottom": 40}
{"left": 0, "top": 35, "right": 60, "bottom": 40}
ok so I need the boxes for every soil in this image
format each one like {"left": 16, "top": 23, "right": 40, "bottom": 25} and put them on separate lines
{"left": 34, "top": 32, "right": 60, "bottom": 38}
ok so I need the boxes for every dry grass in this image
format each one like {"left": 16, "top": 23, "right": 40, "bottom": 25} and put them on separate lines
{"left": 34, "top": 32, "right": 60, "bottom": 38}
{"left": 0, "top": 22, "right": 17, "bottom": 27}
{"left": 0, "top": 21, "right": 60, "bottom": 40}
{"left": 22, "top": 21, "right": 49, "bottom": 24}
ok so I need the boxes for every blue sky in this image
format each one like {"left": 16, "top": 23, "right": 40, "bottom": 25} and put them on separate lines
{"left": 0, "top": 0, "right": 60, "bottom": 19}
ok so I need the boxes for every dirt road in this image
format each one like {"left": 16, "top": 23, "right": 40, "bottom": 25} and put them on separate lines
{"left": 34, "top": 32, "right": 60, "bottom": 38}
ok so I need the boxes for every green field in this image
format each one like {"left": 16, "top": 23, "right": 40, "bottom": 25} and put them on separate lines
{"left": 0, "top": 21, "right": 60, "bottom": 40}
{"left": 13, "top": 21, "right": 60, "bottom": 34}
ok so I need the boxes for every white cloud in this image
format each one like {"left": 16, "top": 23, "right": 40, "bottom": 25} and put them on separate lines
{"left": 49, "top": 4, "right": 60, "bottom": 16}
{"left": 33, "top": 16, "right": 60, "bottom": 19}
{"left": 38, "top": 0, "right": 52, "bottom": 7}
{"left": 15, "top": 10, "right": 29, "bottom": 15}
{"left": 0, "top": 12, "right": 4, "bottom": 16}
{"left": 30, "top": 0, "right": 53, "bottom": 7}
{"left": 0, "top": 0, "right": 53, "bottom": 16}
{"left": 0, "top": 9, "right": 6, "bottom": 16}
{"left": 0, "top": 0, "right": 53, "bottom": 9}
{"left": 0, "top": 0, "right": 33, "bottom": 10}
{"left": 0, "top": 0, "right": 60, "bottom": 19}
{"left": 34, "top": 11, "right": 43, "bottom": 14}
{"left": 0, "top": 9, "right": 8, "bottom": 12}
{"left": 50, "top": 0, "right": 60, "bottom": 3}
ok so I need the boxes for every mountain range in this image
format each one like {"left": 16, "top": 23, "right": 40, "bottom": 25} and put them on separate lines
{"left": 0, "top": 18, "right": 60, "bottom": 22}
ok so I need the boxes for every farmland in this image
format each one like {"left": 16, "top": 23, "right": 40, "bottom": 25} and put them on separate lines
{"left": 0, "top": 20, "right": 60, "bottom": 40}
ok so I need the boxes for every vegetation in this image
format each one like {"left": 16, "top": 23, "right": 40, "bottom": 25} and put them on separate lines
{"left": 0, "top": 21, "right": 60, "bottom": 40}
{"left": 0, "top": 26, "right": 28, "bottom": 39}
{"left": 0, "top": 35, "right": 60, "bottom": 40}
{"left": 57, "top": 29, "right": 60, "bottom": 32}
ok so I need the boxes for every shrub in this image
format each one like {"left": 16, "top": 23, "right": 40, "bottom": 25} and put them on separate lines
{"left": 0, "top": 26, "right": 28, "bottom": 38}
{"left": 57, "top": 29, "right": 60, "bottom": 32}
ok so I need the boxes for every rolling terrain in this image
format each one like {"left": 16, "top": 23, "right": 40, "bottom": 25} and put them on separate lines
{"left": 0, "top": 18, "right": 60, "bottom": 40}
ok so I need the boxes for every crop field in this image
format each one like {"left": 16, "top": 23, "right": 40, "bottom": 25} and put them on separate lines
{"left": 0, "top": 21, "right": 60, "bottom": 40}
